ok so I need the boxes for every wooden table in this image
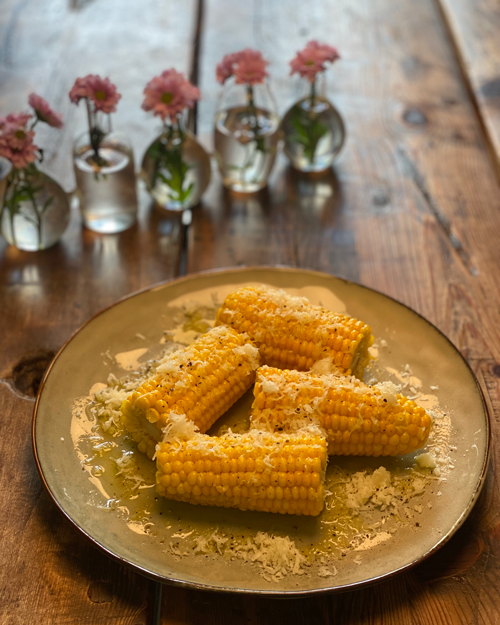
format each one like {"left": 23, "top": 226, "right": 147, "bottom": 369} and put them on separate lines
{"left": 1, "top": 0, "right": 500, "bottom": 622}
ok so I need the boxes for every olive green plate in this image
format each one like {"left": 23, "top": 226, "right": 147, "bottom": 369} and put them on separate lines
{"left": 33, "top": 267, "right": 490, "bottom": 595}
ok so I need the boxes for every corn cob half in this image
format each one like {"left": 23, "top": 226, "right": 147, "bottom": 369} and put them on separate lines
{"left": 250, "top": 366, "right": 433, "bottom": 457}
{"left": 120, "top": 326, "right": 260, "bottom": 459}
{"left": 156, "top": 423, "right": 328, "bottom": 516}
{"left": 215, "top": 284, "right": 373, "bottom": 378}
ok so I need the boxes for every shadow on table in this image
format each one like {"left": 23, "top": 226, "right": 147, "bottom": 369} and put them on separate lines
{"left": 282, "top": 165, "right": 343, "bottom": 222}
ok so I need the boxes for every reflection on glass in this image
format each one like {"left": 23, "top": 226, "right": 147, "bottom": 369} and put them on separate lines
{"left": 286, "top": 166, "right": 340, "bottom": 219}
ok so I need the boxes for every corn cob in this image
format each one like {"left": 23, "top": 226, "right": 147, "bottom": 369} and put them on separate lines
{"left": 215, "top": 285, "right": 373, "bottom": 378}
{"left": 120, "top": 326, "right": 260, "bottom": 459}
{"left": 250, "top": 366, "right": 433, "bottom": 457}
{"left": 156, "top": 425, "right": 328, "bottom": 516}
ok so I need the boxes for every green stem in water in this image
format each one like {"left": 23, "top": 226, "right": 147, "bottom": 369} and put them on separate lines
{"left": 26, "top": 174, "right": 43, "bottom": 250}
{"left": 85, "top": 100, "right": 110, "bottom": 171}
{"left": 152, "top": 116, "right": 192, "bottom": 205}
{"left": 7, "top": 175, "right": 18, "bottom": 247}
{"left": 246, "top": 85, "right": 265, "bottom": 153}
{"left": 310, "top": 77, "right": 316, "bottom": 111}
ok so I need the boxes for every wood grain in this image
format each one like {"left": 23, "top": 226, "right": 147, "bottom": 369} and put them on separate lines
{"left": 436, "top": 0, "right": 500, "bottom": 176}
{"left": 189, "top": 0, "right": 500, "bottom": 622}
{"left": 1, "top": 0, "right": 500, "bottom": 622}
{"left": 0, "top": 1, "right": 196, "bottom": 623}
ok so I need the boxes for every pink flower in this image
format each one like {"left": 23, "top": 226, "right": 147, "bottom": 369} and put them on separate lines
{"left": 28, "top": 93, "right": 63, "bottom": 128}
{"left": 142, "top": 69, "right": 201, "bottom": 122}
{"left": 0, "top": 122, "right": 38, "bottom": 169}
{"left": 233, "top": 49, "right": 269, "bottom": 86}
{"left": 216, "top": 51, "right": 243, "bottom": 84}
{"left": 289, "top": 41, "right": 340, "bottom": 82}
{"left": 0, "top": 112, "right": 32, "bottom": 131}
{"left": 216, "top": 49, "right": 269, "bottom": 86}
{"left": 69, "top": 77, "right": 89, "bottom": 104}
{"left": 69, "top": 75, "right": 121, "bottom": 113}
{"left": 84, "top": 75, "right": 121, "bottom": 113}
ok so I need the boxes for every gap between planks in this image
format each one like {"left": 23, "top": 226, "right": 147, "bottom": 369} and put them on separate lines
{"left": 151, "top": 1, "right": 204, "bottom": 619}
{"left": 175, "top": 0, "right": 205, "bottom": 280}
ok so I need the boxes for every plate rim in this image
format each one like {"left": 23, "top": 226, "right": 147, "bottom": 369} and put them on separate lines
{"left": 32, "top": 265, "right": 492, "bottom": 596}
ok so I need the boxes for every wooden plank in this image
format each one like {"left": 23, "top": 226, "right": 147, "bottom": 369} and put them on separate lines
{"left": 0, "top": 388, "right": 150, "bottom": 625}
{"left": 189, "top": 0, "right": 500, "bottom": 622}
{"left": 1, "top": 0, "right": 500, "bottom": 622}
{"left": 193, "top": 0, "right": 500, "bottom": 359}
{"left": 436, "top": 0, "right": 500, "bottom": 176}
{"left": 0, "top": 1, "right": 197, "bottom": 623}
{"left": 0, "top": 0, "right": 198, "bottom": 190}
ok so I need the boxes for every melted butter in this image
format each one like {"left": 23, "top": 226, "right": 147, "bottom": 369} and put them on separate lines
{"left": 70, "top": 294, "right": 453, "bottom": 580}
{"left": 115, "top": 348, "right": 149, "bottom": 371}
{"left": 89, "top": 382, "right": 107, "bottom": 395}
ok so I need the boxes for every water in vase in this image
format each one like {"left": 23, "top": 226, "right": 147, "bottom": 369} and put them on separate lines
{"left": 214, "top": 106, "right": 280, "bottom": 192}
{"left": 282, "top": 97, "right": 345, "bottom": 172}
{"left": 74, "top": 146, "right": 137, "bottom": 233}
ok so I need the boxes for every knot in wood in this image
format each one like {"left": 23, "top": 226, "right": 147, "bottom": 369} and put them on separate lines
{"left": 403, "top": 108, "right": 428, "bottom": 125}
{"left": 11, "top": 350, "right": 56, "bottom": 398}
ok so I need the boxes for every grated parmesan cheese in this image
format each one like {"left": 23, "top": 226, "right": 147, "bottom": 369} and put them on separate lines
{"left": 372, "top": 381, "right": 399, "bottom": 405}
{"left": 232, "top": 342, "right": 260, "bottom": 370}
{"left": 345, "top": 467, "right": 393, "bottom": 509}
{"left": 190, "top": 530, "right": 310, "bottom": 582}
{"left": 415, "top": 452, "right": 437, "bottom": 470}
{"left": 78, "top": 288, "right": 458, "bottom": 585}
{"left": 161, "top": 412, "right": 199, "bottom": 443}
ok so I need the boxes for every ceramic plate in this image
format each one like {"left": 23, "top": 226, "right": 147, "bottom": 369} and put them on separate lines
{"left": 33, "top": 267, "right": 490, "bottom": 595}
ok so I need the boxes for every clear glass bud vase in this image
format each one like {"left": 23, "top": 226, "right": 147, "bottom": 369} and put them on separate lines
{"left": 141, "top": 117, "right": 211, "bottom": 212}
{"left": 73, "top": 112, "right": 137, "bottom": 234}
{"left": 214, "top": 79, "right": 280, "bottom": 192}
{"left": 1, "top": 166, "right": 70, "bottom": 251}
{"left": 281, "top": 74, "right": 345, "bottom": 172}
{"left": 0, "top": 157, "right": 12, "bottom": 210}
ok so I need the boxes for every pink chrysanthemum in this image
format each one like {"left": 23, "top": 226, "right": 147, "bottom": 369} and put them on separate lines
{"left": 0, "top": 112, "right": 32, "bottom": 132}
{"left": 216, "top": 51, "right": 243, "bottom": 84}
{"left": 233, "top": 49, "right": 269, "bottom": 86}
{"left": 142, "top": 69, "right": 201, "bottom": 122}
{"left": 69, "top": 77, "right": 89, "bottom": 104}
{"left": 84, "top": 75, "right": 121, "bottom": 113}
{"left": 216, "top": 49, "right": 269, "bottom": 86}
{"left": 28, "top": 93, "right": 63, "bottom": 128}
{"left": 69, "top": 75, "right": 121, "bottom": 113}
{"left": 289, "top": 41, "right": 340, "bottom": 82}
{"left": 0, "top": 122, "right": 38, "bottom": 169}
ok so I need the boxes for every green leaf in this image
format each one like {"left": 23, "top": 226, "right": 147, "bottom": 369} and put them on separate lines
{"left": 288, "top": 105, "right": 329, "bottom": 163}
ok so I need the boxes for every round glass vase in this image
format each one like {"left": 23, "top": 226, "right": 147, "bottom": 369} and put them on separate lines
{"left": 0, "top": 166, "right": 70, "bottom": 252}
{"left": 281, "top": 74, "right": 345, "bottom": 172}
{"left": 141, "top": 119, "right": 211, "bottom": 212}
{"left": 214, "top": 79, "right": 280, "bottom": 192}
{"left": 0, "top": 156, "right": 12, "bottom": 208}
{"left": 73, "top": 129, "right": 138, "bottom": 234}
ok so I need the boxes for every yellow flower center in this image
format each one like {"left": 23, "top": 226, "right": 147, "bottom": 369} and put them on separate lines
{"left": 95, "top": 90, "right": 106, "bottom": 101}
{"left": 161, "top": 92, "right": 173, "bottom": 104}
{"left": 15, "top": 129, "right": 26, "bottom": 139}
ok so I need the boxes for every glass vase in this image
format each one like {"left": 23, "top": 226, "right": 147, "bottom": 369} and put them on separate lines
{"left": 0, "top": 156, "right": 12, "bottom": 208}
{"left": 0, "top": 166, "right": 70, "bottom": 251}
{"left": 141, "top": 118, "right": 211, "bottom": 212}
{"left": 214, "top": 80, "right": 280, "bottom": 192}
{"left": 281, "top": 74, "right": 345, "bottom": 172}
{"left": 73, "top": 120, "right": 137, "bottom": 234}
